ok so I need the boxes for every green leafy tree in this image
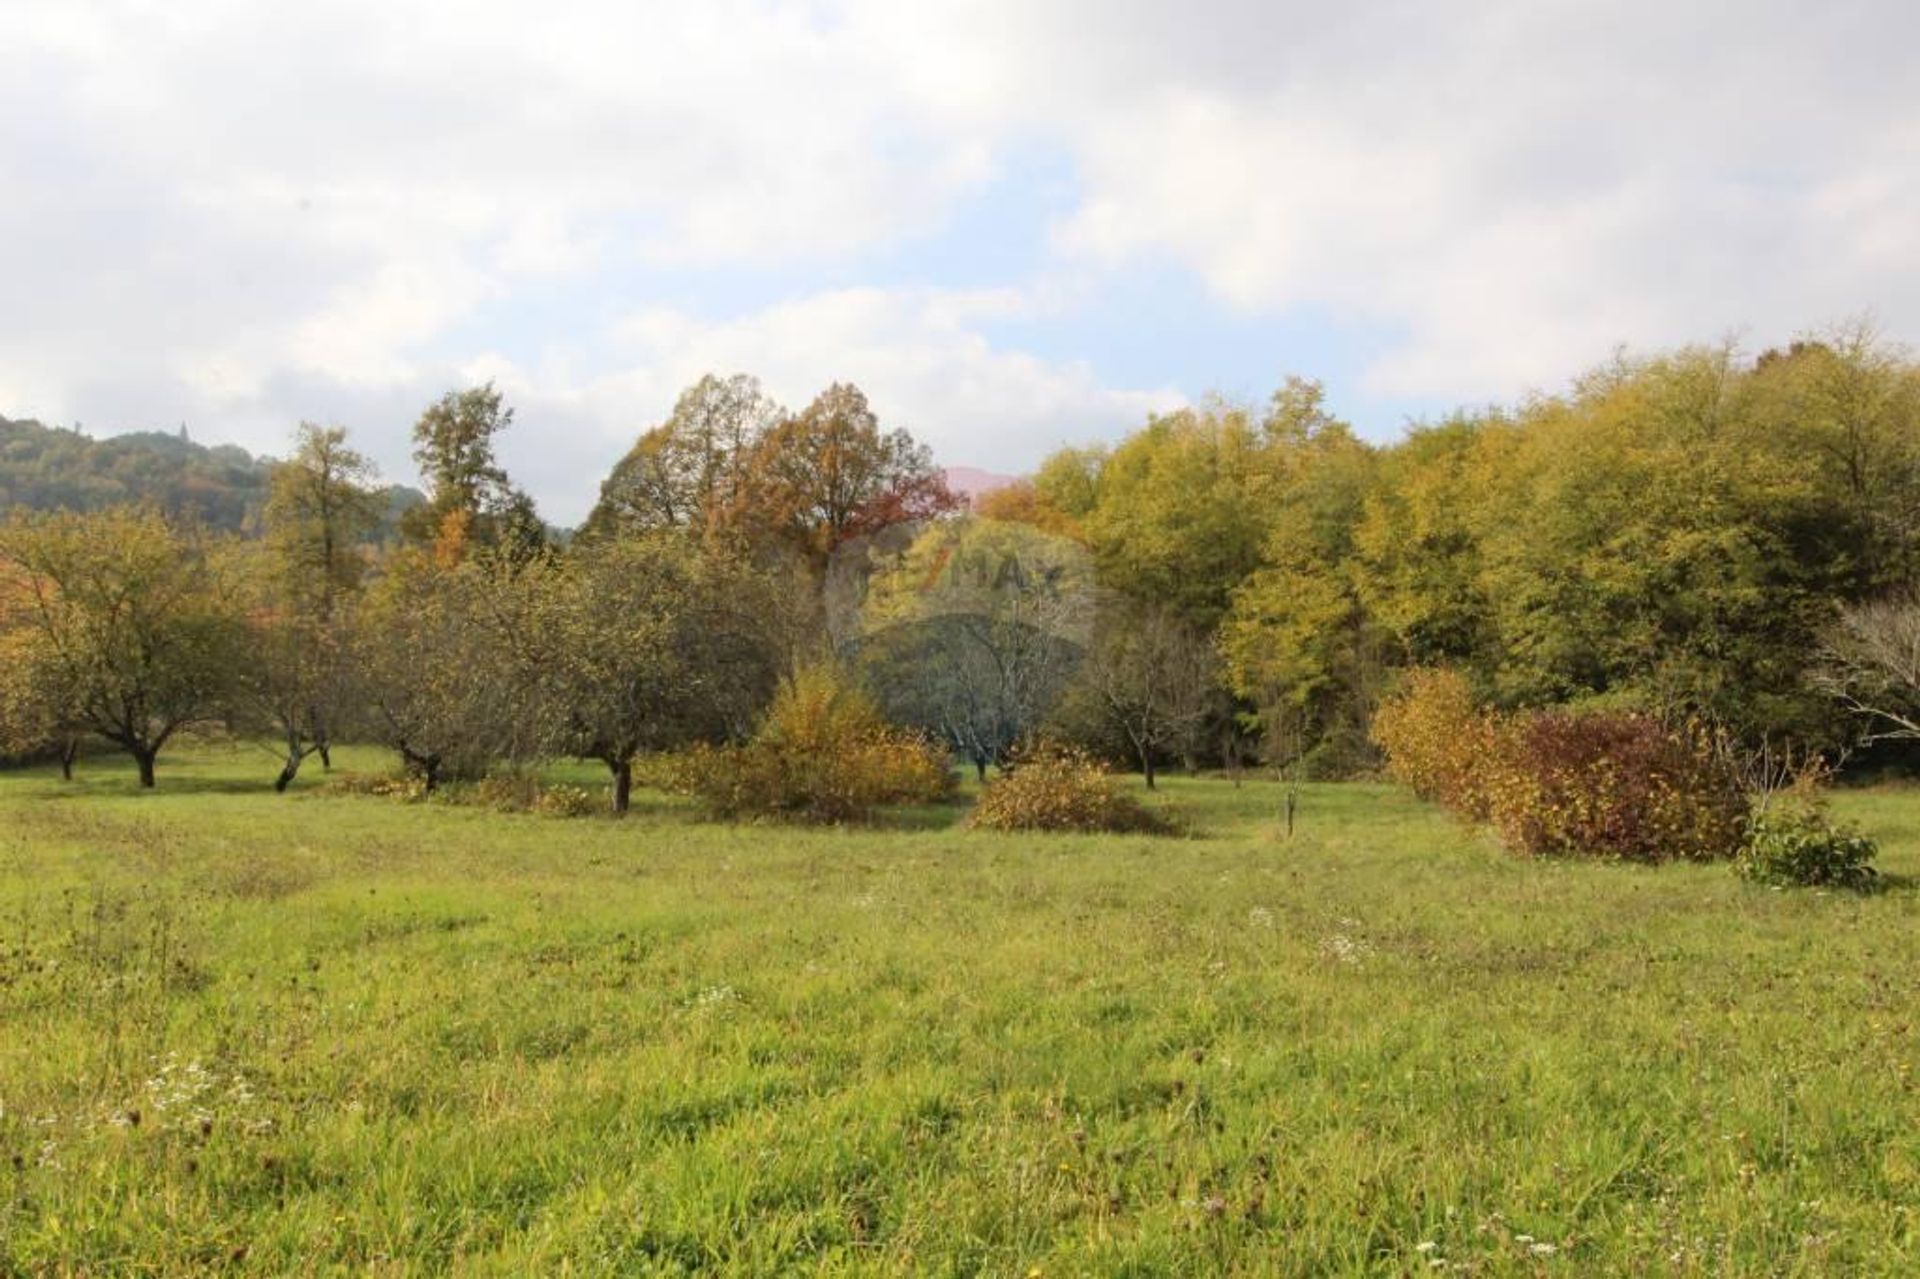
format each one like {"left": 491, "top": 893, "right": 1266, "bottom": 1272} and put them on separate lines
{"left": 1217, "top": 403, "right": 1384, "bottom": 774}
{"left": 1030, "top": 447, "right": 1105, "bottom": 521}
{"left": 229, "top": 424, "right": 385, "bottom": 789}
{"left": 1069, "top": 400, "right": 1275, "bottom": 629}
{"left": 0, "top": 626, "right": 85, "bottom": 777}
{"left": 264, "top": 423, "right": 382, "bottom": 615}
{"left": 403, "top": 384, "right": 546, "bottom": 562}
{"left": 1351, "top": 418, "right": 1506, "bottom": 669}
{"left": 1468, "top": 345, "right": 1845, "bottom": 742}
{"left": 223, "top": 542, "right": 361, "bottom": 792}
{"left": 355, "top": 552, "right": 534, "bottom": 790}
{"left": 0, "top": 508, "right": 244, "bottom": 788}
{"left": 1747, "top": 322, "right": 1920, "bottom": 591}
{"left": 520, "top": 535, "right": 783, "bottom": 812}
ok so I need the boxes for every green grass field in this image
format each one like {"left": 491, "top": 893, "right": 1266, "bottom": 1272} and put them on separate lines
{"left": 3, "top": 747, "right": 1918, "bottom": 1275}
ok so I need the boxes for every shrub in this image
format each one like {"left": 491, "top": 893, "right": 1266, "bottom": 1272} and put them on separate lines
{"left": 1484, "top": 711, "right": 1747, "bottom": 862}
{"left": 1370, "top": 669, "right": 1505, "bottom": 819}
{"left": 453, "top": 775, "right": 545, "bottom": 812}
{"left": 320, "top": 772, "right": 429, "bottom": 802}
{"left": 1736, "top": 804, "right": 1879, "bottom": 890}
{"left": 970, "top": 746, "right": 1179, "bottom": 835}
{"left": 669, "top": 666, "right": 955, "bottom": 823}
{"left": 321, "top": 771, "right": 606, "bottom": 816}
{"left": 531, "top": 784, "right": 604, "bottom": 818}
{"left": 1375, "top": 672, "right": 1750, "bottom": 863}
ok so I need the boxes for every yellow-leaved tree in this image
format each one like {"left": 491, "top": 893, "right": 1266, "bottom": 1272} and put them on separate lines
{"left": 0, "top": 507, "right": 245, "bottom": 788}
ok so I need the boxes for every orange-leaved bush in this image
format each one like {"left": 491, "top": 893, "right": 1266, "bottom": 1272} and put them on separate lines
{"left": 1374, "top": 670, "right": 1747, "bottom": 862}
{"left": 970, "top": 745, "right": 1178, "bottom": 835}
{"left": 1369, "top": 669, "right": 1506, "bottom": 819}
{"left": 1483, "top": 711, "right": 1747, "bottom": 862}
{"left": 669, "top": 665, "right": 954, "bottom": 823}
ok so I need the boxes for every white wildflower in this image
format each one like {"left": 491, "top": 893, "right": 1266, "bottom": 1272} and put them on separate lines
{"left": 688, "top": 984, "right": 738, "bottom": 1010}
{"left": 1319, "top": 933, "right": 1372, "bottom": 965}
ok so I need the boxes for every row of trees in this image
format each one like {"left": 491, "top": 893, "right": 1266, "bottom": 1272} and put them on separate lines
{"left": 9, "top": 324, "right": 1920, "bottom": 799}
{"left": 993, "top": 325, "right": 1920, "bottom": 774}
{"left": 0, "top": 377, "right": 1013, "bottom": 804}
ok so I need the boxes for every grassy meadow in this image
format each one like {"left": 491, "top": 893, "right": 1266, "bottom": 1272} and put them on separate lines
{"left": 2, "top": 747, "right": 1919, "bottom": 1275}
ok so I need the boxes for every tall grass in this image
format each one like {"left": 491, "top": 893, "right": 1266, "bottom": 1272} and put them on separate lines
{"left": 1, "top": 747, "right": 1917, "bottom": 1272}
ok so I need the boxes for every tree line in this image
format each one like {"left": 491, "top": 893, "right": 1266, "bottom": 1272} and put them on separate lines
{"left": 7, "top": 324, "right": 1920, "bottom": 802}
{"left": 0, "top": 378, "right": 965, "bottom": 803}
{"left": 1008, "top": 324, "right": 1920, "bottom": 777}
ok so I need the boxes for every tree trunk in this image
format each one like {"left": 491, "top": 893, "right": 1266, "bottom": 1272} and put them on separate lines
{"left": 611, "top": 758, "right": 633, "bottom": 815}
{"left": 134, "top": 748, "right": 157, "bottom": 790}
{"left": 400, "top": 745, "right": 441, "bottom": 793}
{"left": 317, "top": 740, "right": 333, "bottom": 771}
{"left": 1141, "top": 749, "right": 1157, "bottom": 791}
{"left": 59, "top": 739, "right": 78, "bottom": 782}
{"left": 974, "top": 756, "right": 988, "bottom": 784}
{"left": 276, "top": 730, "right": 306, "bottom": 793}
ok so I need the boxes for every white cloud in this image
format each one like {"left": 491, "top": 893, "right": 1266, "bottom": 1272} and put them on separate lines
{"left": 0, "top": 0, "right": 1044, "bottom": 508}
{"left": 490, "top": 287, "right": 1182, "bottom": 522}
{"left": 984, "top": 0, "right": 1920, "bottom": 395}
{"left": 607, "top": 288, "right": 1178, "bottom": 460}
{"left": 1, "top": 0, "right": 1916, "bottom": 516}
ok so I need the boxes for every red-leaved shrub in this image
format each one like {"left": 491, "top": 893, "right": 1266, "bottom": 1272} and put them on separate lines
{"left": 1374, "top": 670, "right": 1747, "bottom": 862}
{"left": 1484, "top": 711, "right": 1747, "bottom": 862}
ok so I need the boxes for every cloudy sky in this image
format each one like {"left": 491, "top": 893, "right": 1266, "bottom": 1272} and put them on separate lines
{"left": 5, "top": 1, "right": 1917, "bottom": 521}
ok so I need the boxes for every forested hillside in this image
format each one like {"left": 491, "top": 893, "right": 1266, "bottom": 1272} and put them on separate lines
{"left": 0, "top": 414, "right": 423, "bottom": 535}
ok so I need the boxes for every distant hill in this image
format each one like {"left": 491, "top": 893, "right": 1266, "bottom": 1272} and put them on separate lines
{"left": 943, "top": 466, "right": 1019, "bottom": 501}
{"left": 0, "top": 414, "right": 425, "bottom": 537}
